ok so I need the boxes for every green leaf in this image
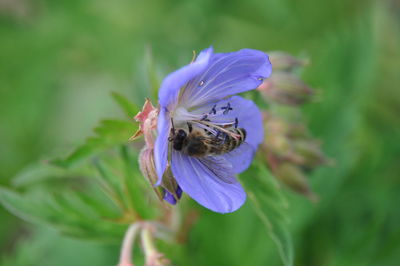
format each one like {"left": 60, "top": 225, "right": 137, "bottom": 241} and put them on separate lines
{"left": 111, "top": 91, "right": 140, "bottom": 118}
{"left": 0, "top": 140, "right": 162, "bottom": 241}
{"left": 11, "top": 163, "right": 70, "bottom": 188}
{"left": 0, "top": 187, "right": 46, "bottom": 224}
{"left": 92, "top": 146, "right": 159, "bottom": 220}
{"left": 1, "top": 172, "right": 129, "bottom": 241}
{"left": 52, "top": 119, "right": 138, "bottom": 168}
{"left": 243, "top": 162, "right": 294, "bottom": 266}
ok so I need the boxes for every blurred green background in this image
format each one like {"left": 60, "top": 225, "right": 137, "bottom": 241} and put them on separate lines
{"left": 1, "top": 0, "right": 399, "bottom": 265}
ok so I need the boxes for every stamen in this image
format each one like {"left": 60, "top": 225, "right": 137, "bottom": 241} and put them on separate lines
{"left": 209, "top": 104, "right": 217, "bottom": 115}
{"left": 201, "top": 114, "right": 208, "bottom": 120}
{"left": 221, "top": 102, "right": 233, "bottom": 114}
{"left": 196, "top": 120, "right": 240, "bottom": 139}
{"left": 193, "top": 122, "right": 218, "bottom": 135}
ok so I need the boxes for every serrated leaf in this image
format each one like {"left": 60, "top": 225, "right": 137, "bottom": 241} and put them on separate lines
{"left": 0, "top": 133, "right": 165, "bottom": 241}
{"left": 92, "top": 157, "right": 131, "bottom": 214}
{"left": 118, "top": 146, "right": 159, "bottom": 219}
{"left": 92, "top": 146, "right": 159, "bottom": 220}
{"left": 51, "top": 140, "right": 100, "bottom": 168}
{"left": 0, "top": 146, "right": 154, "bottom": 241}
{"left": 11, "top": 163, "right": 68, "bottom": 187}
{"left": 52, "top": 119, "right": 138, "bottom": 168}
{"left": 243, "top": 163, "right": 294, "bottom": 266}
{"left": 111, "top": 91, "right": 140, "bottom": 118}
{"left": 0, "top": 187, "right": 46, "bottom": 224}
{"left": 1, "top": 177, "right": 131, "bottom": 241}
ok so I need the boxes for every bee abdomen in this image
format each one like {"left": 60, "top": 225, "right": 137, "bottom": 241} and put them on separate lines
{"left": 239, "top": 128, "right": 247, "bottom": 140}
{"left": 218, "top": 128, "right": 243, "bottom": 153}
{"left": 233, "top": 128, "right": 246, "bottom": 143}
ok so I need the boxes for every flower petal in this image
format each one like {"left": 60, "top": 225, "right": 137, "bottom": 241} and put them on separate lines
{"left": 181, "top": 49, "right": 272, "bottom": 108}
{"left": 154, "top": 107, "right": 170, "bottom": 185}
{"left": 163, "top": 186, "right": 182, "bottom": 205}
{"left": 163, "top": 190, "right": 177, "bottom": 205}
{"left": 171, "top": 150, "right": 246, "bottom": 213}
{"left": 221, "top": 143, "right": 256, "bottom": 174}
{"left": 155, "top": 47, "right": 212, "bottom": 185}
{"left": 191, "top": 96, "right": 264, "bottom": 173}
{"left": 158, "top": 47, "right": 213, "bottom": 110}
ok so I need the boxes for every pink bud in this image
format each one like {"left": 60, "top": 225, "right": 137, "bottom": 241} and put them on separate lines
{"left": 268, "top": 51, "right": 309, "bottom": 72}
{"left": 139, "top": 147, "right": 163, "bottom": 200}
{"left": 291, "top": 140, "right": 329, "bottom": 168}
{"left": 271, "top": 162, "right": 318, "bottom": 202}
{"left": 258, "top": 72, "right": 314, "bottom": 106}
{"left": 130, "top": 99, "right": 159, "bottom": 148}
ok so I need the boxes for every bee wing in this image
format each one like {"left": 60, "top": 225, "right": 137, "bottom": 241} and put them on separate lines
{"left": 220, "top": 142, "right": 256, "bottom": 174}
{"left": 198, "top": 156, "right": 237, "bottom": 184}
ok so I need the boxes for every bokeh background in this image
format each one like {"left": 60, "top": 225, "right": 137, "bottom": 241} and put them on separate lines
{"left": 1, "top": 0, "right": 399, "bottom": 265}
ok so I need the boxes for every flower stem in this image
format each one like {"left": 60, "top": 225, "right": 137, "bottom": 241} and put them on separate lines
{"left": 141, "top": 223, "right": 169, "bottom": 266}
{"left": 118, "top": 223, "right": 141, "bottom": 266}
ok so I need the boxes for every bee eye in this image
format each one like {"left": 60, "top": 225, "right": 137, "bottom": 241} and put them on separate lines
{"left": 177, "top": 130, "right": 187, "bottom": 138}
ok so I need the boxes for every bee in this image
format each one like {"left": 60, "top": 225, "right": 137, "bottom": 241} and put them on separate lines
{"left": 169, "top": 121, "right": 247, "bottom": 157}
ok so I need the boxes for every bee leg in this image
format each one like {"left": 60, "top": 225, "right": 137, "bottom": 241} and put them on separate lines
{"left": 234, "top": 118, "right": 239, "bottom": 129}
{"left": 171, "top": 118, "right": 176, "bottom": 135}
{"left": 187, "top": 122, "right": 193, "bottom": 133}
{"left": 225, "top": 133, "right": 229, "bottom": 142}
{"left": 222, "top": 132, "right": 228, "bottom": 143}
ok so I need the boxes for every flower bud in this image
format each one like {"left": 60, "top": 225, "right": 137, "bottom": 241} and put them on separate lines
{"left": 268, "top": 51, "right": 308, "bottom": 72}
{"left": 264, "top": 135, "right": 292, "bottom": 158}
{"left": 134, "top": 99, "right": 164, "bottom": 200}
{"left": 271, "top": 162, "right": 318, "bottom": 201}
{"left": 291, "top": 140, "right": 329, "bottom": 169}
{"left": 258, "top": 72, "right": 314, "bottom": 106}
{"left": 139, "top": 147, "right": 163, "bottom": 200}
{"left": 130, "top": 99, "right": 159, "bottom": 148}
{"left": 263, "top": 113, "right": 290, "bottom": 135}
{"left": 141, "top": 223, "right": 171, "bottom": 266}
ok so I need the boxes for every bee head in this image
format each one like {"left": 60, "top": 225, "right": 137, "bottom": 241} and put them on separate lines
{"left": 172, "top": 129, "right": 187, "bottom": 151}
{"left": 176, "top": 129, "right": 187, "bottom": 139}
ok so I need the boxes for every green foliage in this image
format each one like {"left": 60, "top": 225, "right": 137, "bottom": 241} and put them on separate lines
{"left": 111, "top": 92, "right": 140, "bottom": 119}
{"left": 244, "top": 162, "right": 293, "bottom": 266}
{"left": 1, "top": 0, "right": 400, "bottom": 265}
{"left": 0, "top": 94, "right": 161, "bottom": 242}
{"left": 0, "top": 147, "right": 149, "bottom": 242}
{"left": 0, "top": 226, "right": 118, "bottom": 266}
{"left": 51, "top": 119, "right": 138, "bottom": 168}
{"left": 0, "top": 149, "right": 131, "bottom": 241}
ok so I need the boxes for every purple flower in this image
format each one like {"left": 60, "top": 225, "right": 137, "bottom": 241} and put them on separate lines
{"left": 154, "top": 47, "right": 272, "bottom": 213}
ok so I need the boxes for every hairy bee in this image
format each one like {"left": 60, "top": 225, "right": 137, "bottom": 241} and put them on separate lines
{"left": 170, "top": 122, "right": 247, "bottom": 157}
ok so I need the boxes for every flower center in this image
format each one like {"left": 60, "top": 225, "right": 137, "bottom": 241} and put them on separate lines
{"left": 172, "top": 107, "right": 198, "bottom": 126}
